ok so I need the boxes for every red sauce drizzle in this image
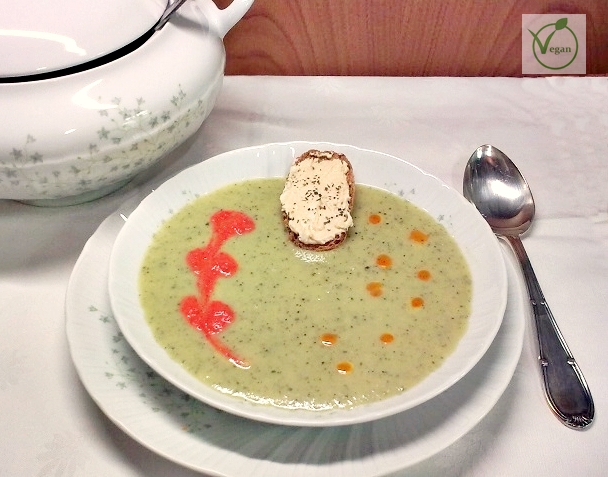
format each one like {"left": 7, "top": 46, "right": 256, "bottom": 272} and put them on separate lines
{"left": 180, "top": 210, "right": 255, "bottom": 368}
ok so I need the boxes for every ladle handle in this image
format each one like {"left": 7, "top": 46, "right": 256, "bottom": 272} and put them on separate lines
{"left": 505, "top": 235, "right": 594, "bottom": 429}
{"left": 156, "top": 0, "right": 189, "bottom": 31}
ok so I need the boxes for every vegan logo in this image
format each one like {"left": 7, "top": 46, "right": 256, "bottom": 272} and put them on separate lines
{"left": 522, "top": 14, "right": 585, "bottom": 75}
{"left": 528, "top": 18, "right": 578, "bottom": 70}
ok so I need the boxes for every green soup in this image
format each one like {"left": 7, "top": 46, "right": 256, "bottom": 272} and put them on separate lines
{"left": 139, "top": 179, "right": 471, "bottom": 410}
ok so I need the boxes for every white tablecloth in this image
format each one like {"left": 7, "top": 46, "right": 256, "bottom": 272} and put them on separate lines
{"left": 1, "top": 76, "right": 607, "bottom": 476}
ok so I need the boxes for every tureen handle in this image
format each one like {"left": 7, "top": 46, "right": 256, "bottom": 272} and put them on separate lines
{"left": 200, "top": 0, "right": 255, "bottom": 38}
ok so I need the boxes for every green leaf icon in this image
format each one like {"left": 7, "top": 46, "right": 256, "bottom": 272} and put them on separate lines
{"left": 529, "top": 18, "right": 568, "bottom": 55}
{"left": 555, "top": 18, "right": 568, "bottom": 30}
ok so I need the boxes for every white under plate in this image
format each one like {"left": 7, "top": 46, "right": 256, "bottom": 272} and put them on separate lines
{"left": 66, "top": 157, "right": 525, "bottom": 477}
{"left": 107, "top": 142, "right": 508, "bottom": 427}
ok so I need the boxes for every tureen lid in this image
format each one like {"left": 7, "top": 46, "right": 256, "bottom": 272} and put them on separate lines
{"left": 0, "top": 0, "right": 167, "bottom": 78}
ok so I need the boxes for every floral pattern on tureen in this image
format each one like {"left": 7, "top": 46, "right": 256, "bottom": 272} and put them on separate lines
{"left": 1, "top": 85, "right": 210, "bottom": 203}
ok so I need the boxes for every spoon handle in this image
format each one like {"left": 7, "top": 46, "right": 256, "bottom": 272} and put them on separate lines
{"left": 505, "top": 235, "right": 594, "bottom": 429}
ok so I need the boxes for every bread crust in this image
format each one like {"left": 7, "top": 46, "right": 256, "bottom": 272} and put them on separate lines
{"left": 281, "top": 150, "right": 355, "bottom": 251}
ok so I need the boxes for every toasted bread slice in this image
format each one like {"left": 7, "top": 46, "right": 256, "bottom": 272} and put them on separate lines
{"left": 280, "top": 150, "right": 355, "bottom": 251}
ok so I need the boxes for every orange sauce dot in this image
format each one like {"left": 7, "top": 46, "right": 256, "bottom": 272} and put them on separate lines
{"left": 410, "top": 229, "right": 429, "bottom": 244}
{"left": 417, "top": 269, "right": 431, "bottom": 281}
{"left": 320, "top": 333, "right": 338, "bottom": 346}
{"left": 376, "top": 254, "right": 392, "bottom": 269}
{"left": 369, "top": 214, "right": 382, "bottom": 224}
{"left": 366, "top": 282, "right": 383, "bottom": 297}
{"left": 411, "top": 297, "right": 425, "bottom": 308}
{"left": 336, "top": 362, "right": 353, "bottom": 374}
{"left": 380, "top": 333, "right": 394, "bottom": 344}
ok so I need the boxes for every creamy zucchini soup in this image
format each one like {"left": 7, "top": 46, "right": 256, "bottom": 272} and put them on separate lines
{"left": 139, "top": 179, "right": 472, "bottom": 410}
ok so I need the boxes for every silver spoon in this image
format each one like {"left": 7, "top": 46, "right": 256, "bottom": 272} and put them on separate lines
{"left": 463, "top": 144, "right": 594, "bottom": 429}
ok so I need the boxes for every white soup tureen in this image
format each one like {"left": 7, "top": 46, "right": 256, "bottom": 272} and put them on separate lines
{"left": 0, "top": 0, "right": 254, "bottom": 205}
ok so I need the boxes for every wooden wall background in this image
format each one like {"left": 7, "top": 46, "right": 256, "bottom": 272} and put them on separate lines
{"left": 214, "top": 0, "right": 607, "bottom": 76}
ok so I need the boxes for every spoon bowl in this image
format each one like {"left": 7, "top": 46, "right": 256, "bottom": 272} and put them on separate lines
{"left": 463, "top": 144, "right": 594, "bottom": 430}
{"left": 463, "top": 145, "right": 535, "bottom": 235}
